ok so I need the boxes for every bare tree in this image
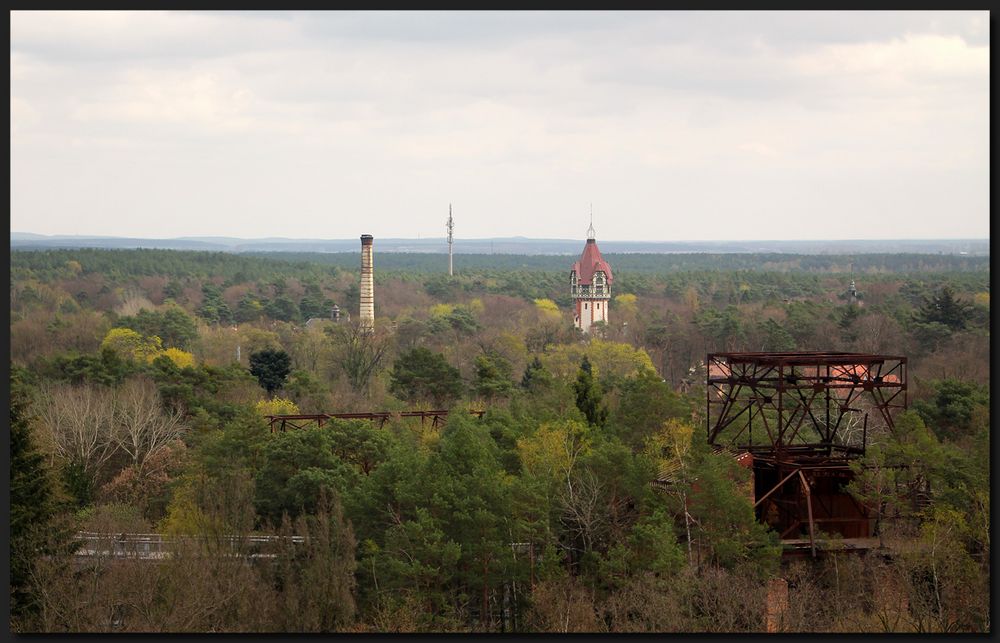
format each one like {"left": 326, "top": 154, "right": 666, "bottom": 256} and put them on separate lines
{"left": 113, "top": 377, "right": 185, "bottom": 477}
{"left": 35, "top": 382, "right": 119, "bottom": 488}
{"left": 525, "top": 574, "right": 602, "bottom": 632}
{"left": 328, "top": 321, "right": 390, "bottom": 394}
{"left": 559, "top": 468, "right": 609, "bottom": 555}
{"left": 856, "top": 312, "right": 902, "bottom": 355}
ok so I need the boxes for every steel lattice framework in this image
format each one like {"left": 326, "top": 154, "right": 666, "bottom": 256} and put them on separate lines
{"left": 707, "top": 352, "right": 907, "bottom": 458}
{"left": 704, "top": 352, "right": 907, "bottom": 557}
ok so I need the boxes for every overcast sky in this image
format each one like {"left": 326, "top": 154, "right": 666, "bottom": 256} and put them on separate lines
{"left": 10, "top": 11, "right": 990, "bottom": 241}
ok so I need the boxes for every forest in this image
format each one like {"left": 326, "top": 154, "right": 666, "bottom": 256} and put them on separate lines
{"left": 9, "top": 247, "right": 990, "bottom": 632}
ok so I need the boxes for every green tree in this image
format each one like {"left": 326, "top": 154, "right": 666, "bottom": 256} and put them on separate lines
{"left": 694, "top": 305, "right": 744, "bottom": 351}
{"left": 10, "top": 370, "right": 75, "bottom": 629}
{"left": 445, "top": 306, "right": 480, "bottom": 335}
{"left": 574, "top": 356, "right": 608, "bottom": 427}
{"left": 249, "top": 348, "right": 292, "bottom": 396}
{"left": 116, "top": 304, "right": 198, "bottom": 349}
{"left": 43, "top": 347, "right": 133, "bottom": 386}
{"left": 298, "top": 282, "right": 334, "bottom": 320}
{"left": 474, "top": 350, "right": 515, "bottom": 401}
{"left": 266, "top": 491, "right": 358, "bottom": 631}
{"left": 837, "top": 303, "right": 862, "bottom": 343}
{"left": 848, "top": 411, "right": 944, "bottom": 545}
{"left": 424, "top": 413, "right": 514, "bottom": 626}
{"left": 235, "top": 293, "right": 265, "bottom": 323}
{"left": 265, "top": 295, "right": 301, "bottom": 323}
{"left": 323, "top": 419, "right": 392, "bottom": 476}
{"left": 389, "top": 347, "right": 464, "bottom": 408}
{"left": 163, "top": 279, "right": 185, "bottom": 301}
{"left": 761, "top": 318, "right": 796, "bottom": 352}
{"left": 611, "top": 368, "right": 690, "bottom": 450}
{"left": 254, "top": 429, "right": 360, "bottom": 525}
{"left": 916, "top": 286, "right": 972, "bottom": 331}
{"left": 197, "top": 283, "right": 233, "bottom": 325}
{"left": 912, "top": 379, "right": 989, "bottom": 440}
{"left": 521, "top": 356, "right": 551, "bottom": 391}
{"left": 684, "top": 438, "right": 780, "bottom": 576}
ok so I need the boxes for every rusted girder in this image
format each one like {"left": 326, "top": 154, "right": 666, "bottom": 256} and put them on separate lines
{"left": 266, "top": 409, "right": 486, "bottom": 433}
{"left": 707, "top": 351, "right": 906, "bottom": 458}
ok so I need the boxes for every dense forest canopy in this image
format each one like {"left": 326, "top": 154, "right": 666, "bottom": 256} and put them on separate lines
{"left": 9, "top": 247, "right": 990, "bottom": 633}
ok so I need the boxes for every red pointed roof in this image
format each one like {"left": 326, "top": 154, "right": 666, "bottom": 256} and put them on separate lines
{"left": 571, "top": 238, "right": 613, "bottom": 285}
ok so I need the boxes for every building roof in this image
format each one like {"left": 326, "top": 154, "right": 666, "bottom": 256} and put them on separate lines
{"left": 571, "top": 238, "right": 614, "bottom": 285}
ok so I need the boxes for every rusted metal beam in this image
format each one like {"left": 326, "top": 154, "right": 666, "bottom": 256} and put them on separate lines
{"left": 753, "top": 468, "right": 802, "bottom": 509}
{"left": 267, "top": 409, "right": 486, "bottom": 432}
{"left": 799, "top": 470, "right": 816, "bottom": 558}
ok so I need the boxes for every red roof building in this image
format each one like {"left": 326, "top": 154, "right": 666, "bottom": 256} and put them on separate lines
{"left": 571, "top": 221, "right": 613, "bottom": 333}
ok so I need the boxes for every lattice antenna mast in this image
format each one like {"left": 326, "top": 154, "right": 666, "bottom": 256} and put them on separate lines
{"left": 447, "top": 203, "right": 454, "bottom": 276}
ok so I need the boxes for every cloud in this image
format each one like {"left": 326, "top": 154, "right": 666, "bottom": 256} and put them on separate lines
{"left": 71, "top": 68, "right": 257, "bottom": 132}
{"left": 9, "top": 11, "right": 989, "bottom": 240}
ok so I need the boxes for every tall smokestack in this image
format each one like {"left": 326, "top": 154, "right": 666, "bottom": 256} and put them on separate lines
{"left": 360, "top": 234, "right": 374, "bottom": 332}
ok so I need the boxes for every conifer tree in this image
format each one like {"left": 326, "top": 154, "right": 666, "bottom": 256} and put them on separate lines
{"left": 9, "top": 369, "right": 75, "bottom": 629}
{"left": 249, "top": 348, "right": 292, "bottom": 396}
{"left": 916, "top": 286, "right": 972, "bottom": 331}
{"left": 573, "top": 356, "right": 608, "bottom": 427}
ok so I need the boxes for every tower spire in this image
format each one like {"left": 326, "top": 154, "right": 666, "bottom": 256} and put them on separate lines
{"left": 586, "top": 204, "right": 595, "bottom": 240}
{"left": 447, "top": 203, "right": 454, "bottom": 276}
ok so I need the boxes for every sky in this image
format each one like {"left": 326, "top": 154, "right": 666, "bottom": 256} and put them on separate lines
{"left": 10, "top": 11, "right": 990, "bottom": 241}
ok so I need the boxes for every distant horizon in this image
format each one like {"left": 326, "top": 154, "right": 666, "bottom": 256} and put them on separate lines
{"left": 9, "top": 231, "right": 991, "bottom": 243}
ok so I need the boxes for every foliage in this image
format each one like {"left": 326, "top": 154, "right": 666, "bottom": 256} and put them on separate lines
{"left": 265, "top": 492, "right": 358, "bottom": 631}
{"left": 254, "top": 428, "right": 361, "bottom": 525}
{"left": 574, "top": 356, "right": 608, "bottom": 427}
{"left": 249, "top": 348, "right": 292, "bottom": 395}
{"left": 197, "top": 283, "right": 234, "bottom": 325}
{"left": 534, "top": 298, "right": 562, "bottom": 321}
{"left": 915, "top": 286, "right": 972, "bottom": 331}
{"left": 474, "top": 350, "right": 516, "bottom": 401}
{"left": 611, "top": 368, "right": 691, "bottom": 449}
{"left": 9, "top": 371, "right": 75, "bottom": 628}
{"left": 685, "top": 439, "right": 781, "bottom": 575}
{"left": 101, "top": 327, "right": 163, "bottom": 363}
{"left": 912, "top": 379, "right": 989, "bottom": 440}
{"left": 6, "top": 245, "right": 993, "bottom": 633}
{"left": 160, "top": 347, "right": 196, "bottom": 369}
{"left": 254, "top": 397, "right": 300, "bottom": 416}
{"left": 389, "top": 347, "right": 464, "bottom": 408}
{"left": 115, "top": 304, "right": 198, "bottom": 349}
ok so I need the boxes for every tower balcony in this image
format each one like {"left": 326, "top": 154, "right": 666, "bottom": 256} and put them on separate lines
{"left": 573, "top": 290, "right": 611, "bottom": 300}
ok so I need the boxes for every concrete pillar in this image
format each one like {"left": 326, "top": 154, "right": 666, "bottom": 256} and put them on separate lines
{"left": 765, "top": 577, "right": 789, "bottom": 633}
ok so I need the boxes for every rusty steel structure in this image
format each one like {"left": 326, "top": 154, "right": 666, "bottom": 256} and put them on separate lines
{"left": 266, "top": 409, "right": 485, "bottom": 433}
{"left": 706, "top": 352, "right": 907, "bottom": 557}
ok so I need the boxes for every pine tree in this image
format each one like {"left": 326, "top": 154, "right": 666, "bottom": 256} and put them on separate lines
{"left": 573, "top": 356, "right": 608, "bottom": 427}
{"left": 249, "top": 348, "right": 292, "bottom": 396}
{"left": 917, "top": 286, "right": 972, "bottom": 331}
{"left": 9, "top": 370, "right": 75, "bottom": 629}
{"left": 521, "top": 356, "right": 549, "bottom": 390}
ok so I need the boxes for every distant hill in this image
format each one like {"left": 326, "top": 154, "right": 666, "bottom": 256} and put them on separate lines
{"left": 9, "top": 233, "right": 990, "bottom": 256}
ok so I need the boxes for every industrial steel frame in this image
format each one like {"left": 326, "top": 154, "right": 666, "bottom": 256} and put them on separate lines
{"left": 706, "top": 352, "right": 907, "bottom": 557}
